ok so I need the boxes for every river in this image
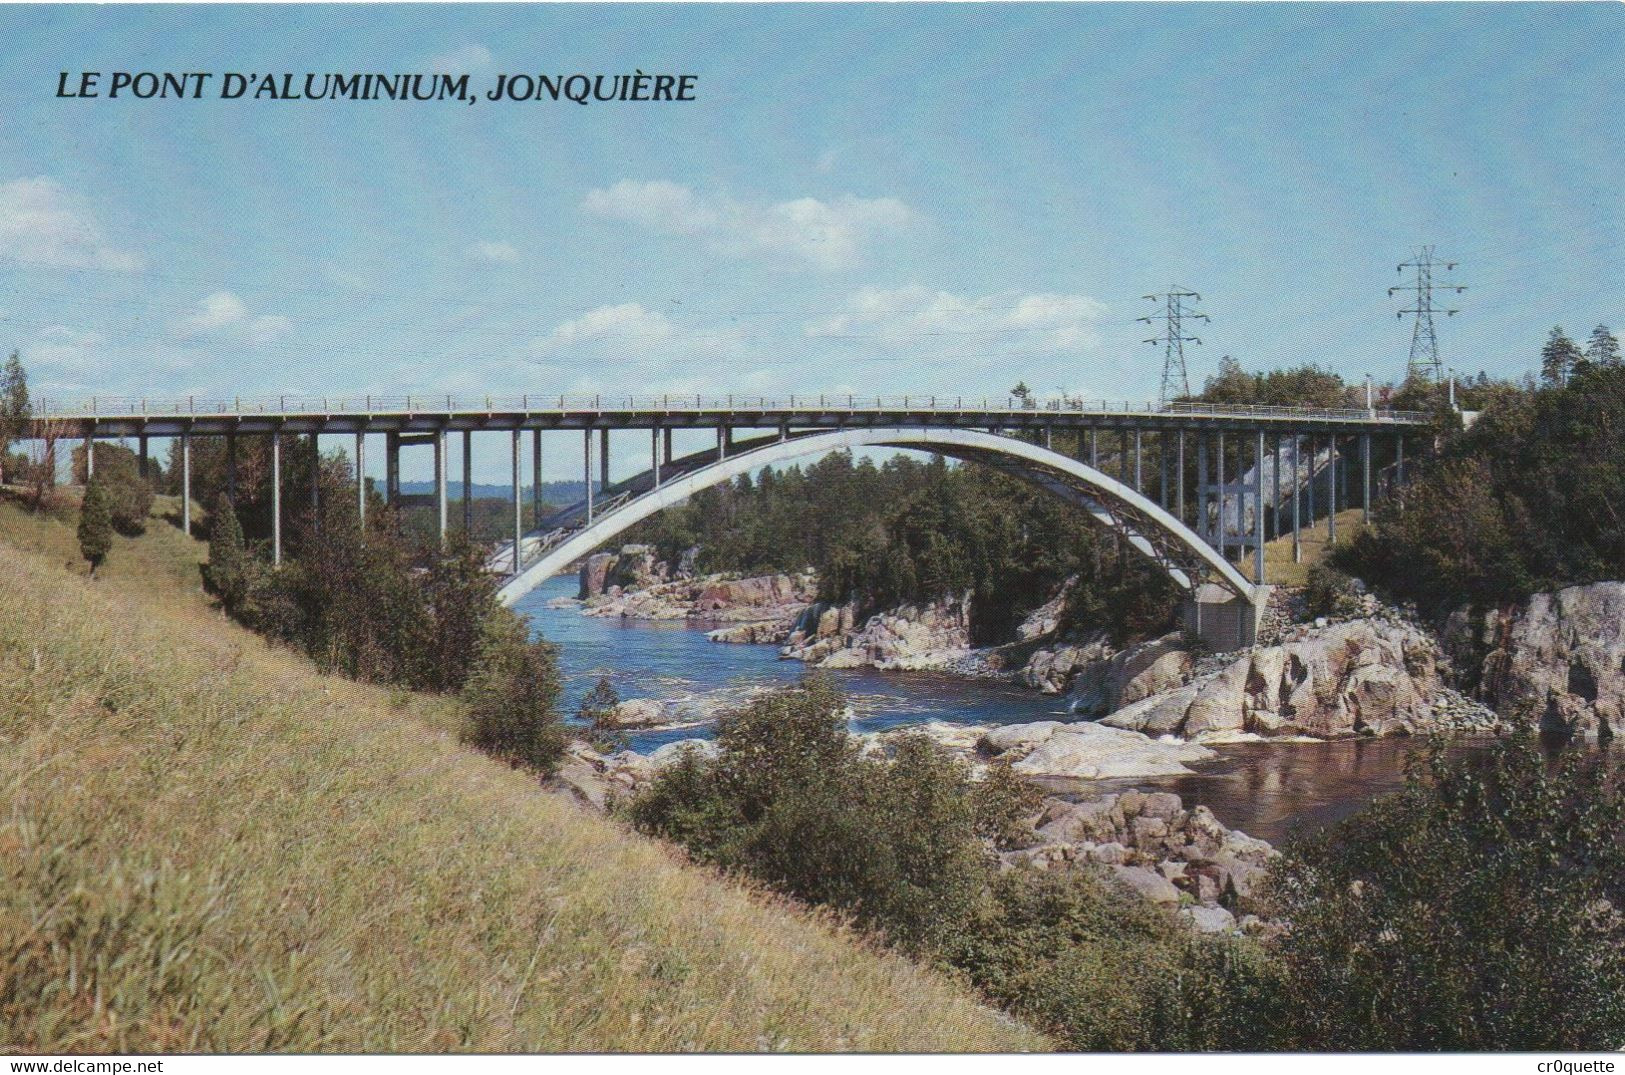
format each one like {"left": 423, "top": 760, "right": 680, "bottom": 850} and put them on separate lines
{"left": 515, "top": 574, "right": 1505, "bottom": 844}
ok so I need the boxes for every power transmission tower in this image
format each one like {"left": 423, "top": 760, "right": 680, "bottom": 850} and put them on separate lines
{"left": 1389, "top": 246, "right": 1466, "bottom": 382}
{"left": 1140, "top": 288, "right": 1208, "bottom": 403}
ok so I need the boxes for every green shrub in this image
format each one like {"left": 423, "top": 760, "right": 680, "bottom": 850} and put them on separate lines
{"left": 939, "top": 866, "right": 1283, "bottom": 1051}
{"left": 1302, "top": 562, "right": 1361, "bottom": 619}
{"left": 577, "top": 676, "right": 625, "bottom": 752}
{"left": 203, "top": 494, "right": 250, "bottom": 612}
{"left": 77, "top": 479, "right": 113, "bottom": 575}
{"left": 1262, "top": 728, "right": 1625, "bottom": 1049}
{"left": 461, "top": 610, "right": 566, "bottom": 774}
{"left": 629, "top": 677, "right": 1264, "bottom": 1047}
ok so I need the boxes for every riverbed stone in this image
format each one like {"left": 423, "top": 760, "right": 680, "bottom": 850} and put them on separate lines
{"left": 1108, "top": 864, "right": 1182, "bottom": 905}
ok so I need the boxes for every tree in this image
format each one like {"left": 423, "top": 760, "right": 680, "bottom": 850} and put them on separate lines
{"left": 1264, "top": 729, "right": 1625, "bottom": 1049}
{"left": 1540, "top": 326, "right": 1582, "bottom": 386}
{"left": 0, "top": 351, "right": 27, "bottom": 486}
{"left": 1586, "top": 324, "right": 1622, "bottom": 368}
{"left": 461, "top": 611, "right": 565, "bottom": 774}
{"left": 577, "top": 676, "right": 625, "bottom": 750}
{"left": 1010, "top": 381, "right": 1032, "bottom": 407}
{"left": 77, "top": 479, "right": 113, "bottom": 576}
{"left": 204, "top": 494, "right": 250, "bottom": 611}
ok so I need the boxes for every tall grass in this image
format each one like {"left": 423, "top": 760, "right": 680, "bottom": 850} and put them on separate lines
{"left": 0, "top": 497, "right": 1044, "bottom": 1052}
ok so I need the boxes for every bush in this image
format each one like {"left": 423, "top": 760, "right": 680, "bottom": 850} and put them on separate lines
{"left": 1262, "top": 728, "right": 1625, "bottom": 1049}
{"left": 461, "top": 610, "right": 565, "bottom": 774}
{"left": 1301, "top": 562, "right": 1361, "bottom": 619}
{"left": 629, "top": 677, "right": 1263, "bottom": 1046}
{"left": 939, "top": 866, "right": 1283, "bottom": 1051}
{"left": 630, "top": 676, "right": 1000, "bottom": 952}
{"left": 203, "top": 495, "right": 249, "bottom": 609}
{"left": 77, "top": 480, "right": 113, "bottom": 575}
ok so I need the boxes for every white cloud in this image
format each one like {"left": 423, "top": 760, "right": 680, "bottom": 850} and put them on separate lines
{"left": 426, "top": 44, "right": 494, "bottom": 75}
{"left": 173, "top": 291, "right": 293, "bottom": 345}
{"left": 466, "top": 239, "right": 521, "bottom": 265}
{"left": 532, "top": 303, "right": 675, "bottom": 351}
{"left": 581, "top": 180, "right": 919, "bottom": 269}
{"left": 805, "top": 286, "right": 1109, "bottom": 353}
{"left": 0, "top": 177, "right": 141, "bottom": 271}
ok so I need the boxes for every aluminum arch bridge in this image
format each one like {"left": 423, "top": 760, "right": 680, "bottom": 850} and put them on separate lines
{"left": 491, "top": 427, "right": 1257, "bottom": 608}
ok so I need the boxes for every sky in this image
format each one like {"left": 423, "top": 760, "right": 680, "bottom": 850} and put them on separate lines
{"left": 1, "top": 3, "right": 1621, "bottom": 481}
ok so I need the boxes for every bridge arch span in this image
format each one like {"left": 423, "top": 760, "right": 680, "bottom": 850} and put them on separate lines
{"left": 495, "top": 427, "right": 1257, "bottom": 608}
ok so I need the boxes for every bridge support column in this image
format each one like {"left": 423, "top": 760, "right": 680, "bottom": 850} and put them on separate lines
{"left": 512, "top": 429, "right": 523, "bottom": 575}
{"left": 532, "top": 430, "right": 542, "bottom": 529}
{"left": 181, "top": 431, "right": 191, "bottom": 537}
{"left": 1176, "top": 432, "right": 1185, "bottom": 525}
{"left": 1118, "top": 431, "right": 1129, "bottom": 486}
{"left": 84, "top": 431, "right": 94, "bottom": 480}
{"left": 310, "top": 434, "right": 320, "bottom": 531}
{"left": 385, "top": 433, "right": 400, "bottom": 504}
{"left": 1292, "top": 436, "right": 1302, "bottom": 563}
{"left": 1396, "top": 433, "right": 1405, "bottom": 486}
{"left": 355, "top": 433, "right": 366, "bottom": 529}
{"left": 1133, "top": 429, "right": 1142, "bottom": 492}
{"left": 600, "top": 427, "right": 610, "bottom": 492}
{"left": 435, "top": 430, "right": 448, "bottom": 549}
{"left": 138, "top": 435, "right": 148, "bottom": 481}
{"left": 1361, "top": 432, "right": 1371, "bottom": 524}
{"left": 272, "top": 434, "right": 282, "bottom": 566}
{"left": 1328, "top": 435, "right": 1338, "bottom": 544}
{"left": 1216, "top": 431, "right": 1226, "bottom": 559}
{"left": 651, "top": 426, "right": 661, "bottom": 489}
{"left": 1089, "top": 429, "right": 1099, "bottom": 469}
{"left": 663, "top": 427, "right": 673, "bottom": 467}
{"left": 462, "top": 430, "right": 473, "bottom": 535}
{"left": 226, "top": 432, "right": 237, "bottom": 501}
{"left": 1158, "top": 433, "right": 1169, "bottom": 509}
{"left": 583, "top": 429, "right": 594, "bottom": 522}
{"left": 717, "top": 425, "right": 727, "bottom": 462}
{"left": 1270, "top": 434, "right": 1282, "bottom": 541}
{"left": 1304, "top": 435, "right": 1315, "bottom": 537}
{"left": 1254, "top": 429, "right": 1266, "bottom": 585}
{"left": 1196, "top": 433, "right": 1208, "bottom": 540}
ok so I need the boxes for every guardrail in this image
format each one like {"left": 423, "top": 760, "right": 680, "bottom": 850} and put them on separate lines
{"left": 30, "top": 393, "right": 1431, "bottom": 424}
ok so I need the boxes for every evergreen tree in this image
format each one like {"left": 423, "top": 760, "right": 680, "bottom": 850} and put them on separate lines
{"left": 0, "top": 351, "right": 28, "bottom": 485}
{"left": 1586, "top": 324, "right": 1622, "bottom": 368}
{"left": 577, "top": 675, "right": 625, "bottom": 750}
{"left": 77, "top": 479, "right": 113, "bottom": 577}
{"left": 204, "top": 493, "right": 249, "bottom": 611}
{"left": 1540, "top": 326, "right": 1582, "bottom": 386}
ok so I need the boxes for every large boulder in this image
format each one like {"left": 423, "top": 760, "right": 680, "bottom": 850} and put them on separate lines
{"left": 784, "top": 593, "right": 975, "bottom": 672}
{"left": 1445, "top": 582, "right": 1625, "bottom": 738}
{"left": 1104, "top": 619, "right": 1444, "bottom": 739}
{"left": 1004, "top": 722, "right": 1216, "bottom": 779}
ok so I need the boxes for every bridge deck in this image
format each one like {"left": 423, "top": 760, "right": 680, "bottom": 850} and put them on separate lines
{"left": 33, "top": 393, "right": 1432, "bottom": 437}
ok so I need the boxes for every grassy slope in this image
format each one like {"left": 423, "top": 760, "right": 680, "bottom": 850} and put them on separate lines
{"left": 0, "top": 492, "right": 1044, "bottom": 1053}
{"left": 1239, "top": 507, "right": 1368, "bottom": 587}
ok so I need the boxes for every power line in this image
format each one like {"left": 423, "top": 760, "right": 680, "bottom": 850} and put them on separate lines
{"left": 1138, "top": 288, "right": 1208, "bottom": 402}
{"left": 1389, "top": 246, "right": 1466, "bottom": 382}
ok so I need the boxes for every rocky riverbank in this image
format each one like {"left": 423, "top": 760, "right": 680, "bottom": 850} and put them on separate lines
{"left": 574, "top": 544, "right": 818, "bottom": 634}
{"left": 1445, "top": 580, "right": 1625, "bottom": 738}
{"left": 550, "top": 732, "right": 1274, "bottom": 934}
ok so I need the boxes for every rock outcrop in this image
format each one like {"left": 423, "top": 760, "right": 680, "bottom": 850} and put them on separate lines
{"left": 1002, "top": 790, "right": 1277, "bottom": 932}
{"left": 1100, "top": 618, "right": 1473, "bottom": 739}
{"left": 577, "top": 555, "right": 817, "bottom": 634}
{"left": 781, "top": 593, "right": 993, "bottom": 673}
{"left": 1444, "top": 581, "right": 1625, "bottom": 737}
{"left": 864, "top": 717, "right": 1217, "bottom": 780}
{"left": 578, "top": 544, "right": 670, "bottom": 600}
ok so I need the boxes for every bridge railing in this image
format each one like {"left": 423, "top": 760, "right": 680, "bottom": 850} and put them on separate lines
{"left": 30, "top": 393, "right": 1431, "bottom": 424}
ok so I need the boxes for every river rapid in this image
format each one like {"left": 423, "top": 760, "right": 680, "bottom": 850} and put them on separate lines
{"left": 516, "top": 575, "right": 1511, "bottom": 844}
